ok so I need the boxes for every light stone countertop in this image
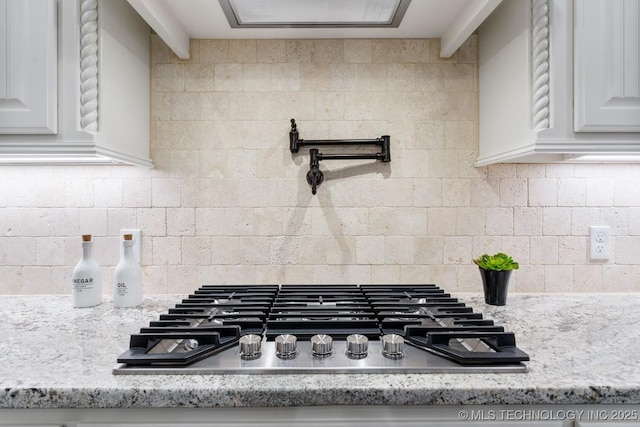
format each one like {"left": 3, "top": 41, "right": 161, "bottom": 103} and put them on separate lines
{"left": 1, "top": 293, "right": 640, "bottom": 409}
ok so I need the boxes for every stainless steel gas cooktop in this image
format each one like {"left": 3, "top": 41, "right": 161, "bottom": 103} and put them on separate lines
{"left": 114, "top": 284, "right": 529, "bottom": 375}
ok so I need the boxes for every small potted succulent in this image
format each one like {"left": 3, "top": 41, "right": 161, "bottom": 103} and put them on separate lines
{"left": 472, "top": 253, "right": 519, "bottom": 306}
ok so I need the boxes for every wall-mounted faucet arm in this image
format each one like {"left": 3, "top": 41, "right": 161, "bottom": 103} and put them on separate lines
{"left": 290, "top": 119, "right": 390, "bottom": 160}
{"left": 289, "top": 119, "right": 391, "bottom": 195}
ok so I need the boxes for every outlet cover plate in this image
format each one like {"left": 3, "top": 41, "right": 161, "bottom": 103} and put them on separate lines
{"left": 120, "top": 229, "right": 141, "bottom": 262}
{"left": 589, "top": 225, "right": 610, "bottom": 261}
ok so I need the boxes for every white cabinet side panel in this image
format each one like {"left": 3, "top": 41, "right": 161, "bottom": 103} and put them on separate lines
{"left": 477, "top": 0, "right": 538, "bottom": 164}
{"left": 96, "top": 0, "right": 151, "bottom": 164}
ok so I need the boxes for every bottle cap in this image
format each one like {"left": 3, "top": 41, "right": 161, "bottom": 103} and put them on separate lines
{"left": 123, "top": 234, "right": 133, "bottom": 241}
{"left": 82, "top": 234, "right": 92, "bottom": 241}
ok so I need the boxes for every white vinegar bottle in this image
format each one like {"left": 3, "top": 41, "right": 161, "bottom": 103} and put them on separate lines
{"left": 113, "top": 233, "right": 143, "bottom": 308}
{"left": 72, "top": 235, "right": 103, "bottom": 307}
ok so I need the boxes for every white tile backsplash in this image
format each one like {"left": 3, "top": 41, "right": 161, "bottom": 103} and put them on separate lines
{"left": 1, "top": 36, "right": 640, "bottom": 294}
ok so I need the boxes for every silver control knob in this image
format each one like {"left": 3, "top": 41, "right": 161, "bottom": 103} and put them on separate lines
{"left": 310, "top": 334, "right": 333, "bottom": 357}
{"left": 346, "top": 334, "right": 368, "bottom": 359}
{"left": 381, "top": 334, "right": 405, "bottom": 359}
{"left": 239, "top": 334, "right": 262, "bottom": 360}
{"left": 275, "top": 334, "right": 298, "bottom": 359}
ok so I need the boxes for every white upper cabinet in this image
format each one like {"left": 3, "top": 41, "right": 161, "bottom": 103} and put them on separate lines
{"left": 0, "top": 0, "right": 153, "bottom": 167}
{"left": 477, "top": 0, "right": 640, "bottom": 166}
{"left": 0, "top": 0, "right": 57, "bottom": 134}
{"left": 574, "top": 0, "right": 640, "bottom": 132}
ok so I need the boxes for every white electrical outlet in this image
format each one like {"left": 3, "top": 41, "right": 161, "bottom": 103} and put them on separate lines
{"left": 120, "top": 229, "right": 141, "bottom": 262}
{"left": 589, "top": 225, "right": 610, "bottom": 260}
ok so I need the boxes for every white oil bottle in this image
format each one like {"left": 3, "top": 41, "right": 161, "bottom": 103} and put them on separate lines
{"left": 72, "top": 234, "right": 103, "bottom": 307}
{"left": 113, "top": 233, "right": 143, "bottom": 308}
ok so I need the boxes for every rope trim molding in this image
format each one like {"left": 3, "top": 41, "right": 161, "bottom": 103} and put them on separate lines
{"left": 80, "top": 0, "right": 98, "bottom": 132}
{"left": 532, "top": 0, "right": 550, "bottom": 130}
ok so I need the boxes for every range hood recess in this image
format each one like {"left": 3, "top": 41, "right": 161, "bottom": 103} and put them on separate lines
{"left": 219, "top": 0, "right": 412, "bottom": 28}
{"left": 126, "top": 0, "right": 502, "bottom": 59}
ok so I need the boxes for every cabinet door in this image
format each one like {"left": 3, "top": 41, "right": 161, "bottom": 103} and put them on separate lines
{"left": 574, "top": 0, "right": 640, "bottom": 132}
{"left": 0, "top": 0, "right": 57, "bottom": 134}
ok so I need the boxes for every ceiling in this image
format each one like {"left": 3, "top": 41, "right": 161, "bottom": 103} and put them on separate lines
{"left": 126, "top": 0, "right": 502, "bottom": 59}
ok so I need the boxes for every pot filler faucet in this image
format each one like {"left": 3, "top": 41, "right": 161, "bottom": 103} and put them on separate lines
{"left": 289, "top": 119, "right": 391, "bottom": 195}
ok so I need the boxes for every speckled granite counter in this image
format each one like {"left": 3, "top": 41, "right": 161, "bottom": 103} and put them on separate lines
{"left": 1, "top": 294, "right": 640, "bottom": 409}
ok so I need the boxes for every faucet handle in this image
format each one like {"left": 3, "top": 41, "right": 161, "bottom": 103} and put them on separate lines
{"left": 306, "top": 166, "right": 324, "bottom": 195}
{"left": 306, "top": 148, "right": 324, "bottom": 195}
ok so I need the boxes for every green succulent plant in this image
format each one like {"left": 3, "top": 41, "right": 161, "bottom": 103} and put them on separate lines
{"left": 472, "top": 253, "right": 519, "bottom": 271}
